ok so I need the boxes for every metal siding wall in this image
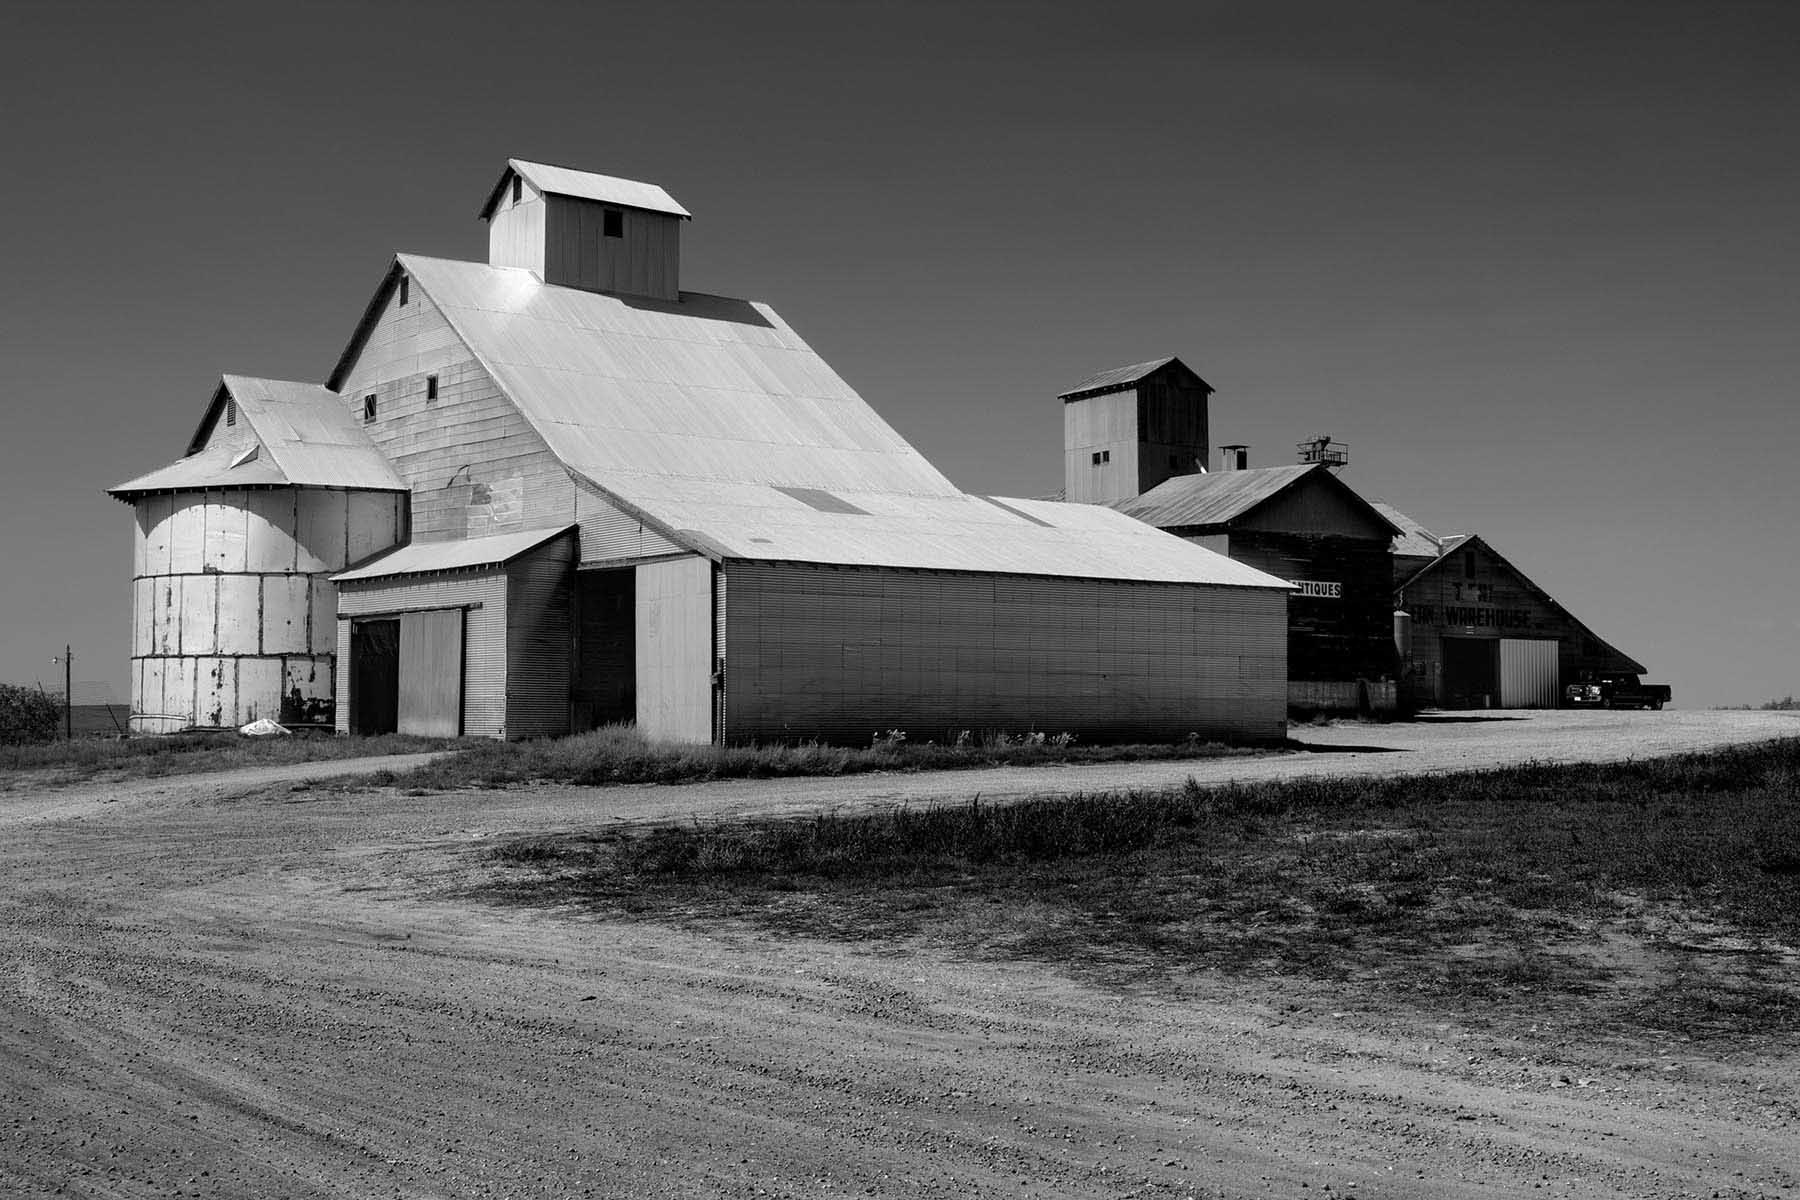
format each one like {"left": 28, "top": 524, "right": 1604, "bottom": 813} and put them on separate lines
{"left": 505, "top": 538, "right": 574, "bottom": 739}
{"left": 636, "top": 557, "right": 714, "bottom": 742}
{"left": 398, "top": 608, "right": 465, "bottom": 736}
{"left": 575, "top": 482, "right": 681, "bottom": 563}
{"left": 1062, "top": 391, "right": 1140, "bottom": 504}
{"left": 1499, "top": 638, "right": 1559, "bottom": 708}
{"left": 337, "top": 572, "right": 508, "bottom": 738}
{"left": 487, "top": 183, "right": 546, "bottom": 275}
{"left": 723, "top": 562, "right": 1287, "bottom": 744}
{"left": 545, "top": 197, "right": 681, "bottom": 301}
{"left": 335, "top": 618, "right": 352, "bottom": 734}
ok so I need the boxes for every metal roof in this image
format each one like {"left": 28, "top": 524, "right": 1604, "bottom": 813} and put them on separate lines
{"left": 589, "top": 475, "right": 1292, "bottom": 586}
{"left": 1059, "top": 355, "right": 1211, "bottom": 401}
{"left": 1112, "top": 464, "right": 1317, "bottom": 529}
{"left": 110, "top": 376, "right": 404, "bottom": 498}
{"left": 478, "top": 160, "right": 691, "bottom": 221}
{"left": 333, "top": 526, "right": 575, "bottom": 583}
{"left": 400, "top": 255, "right": 961, "bottom": 498}
{"left": 1370, "top": 500, "right": 1445, "bottom": 559}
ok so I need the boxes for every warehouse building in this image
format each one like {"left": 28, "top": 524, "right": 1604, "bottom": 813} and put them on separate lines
{"left": 111, "top": 160, "right": 1293, "bottom": 742}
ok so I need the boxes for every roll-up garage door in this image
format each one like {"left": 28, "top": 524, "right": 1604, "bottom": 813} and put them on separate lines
{"left": 1499, "top": 638, "right": 1559, "bottom": 708}
{"left": 399, "top": 608, "right": 465, "bottom": 736}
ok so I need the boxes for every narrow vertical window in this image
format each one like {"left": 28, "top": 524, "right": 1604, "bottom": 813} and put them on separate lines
{"left": 398, "top": 275, "right": 409, "bottom": 306}
{"left": 363, "top": 394, "right": 377, "bottom": 423}
{"left": 603, "top": 208, "right": 623, "bottom": 238}
{"left": 1464, "top": 552, "right": 1477, "bottom": 578}
{"left": 225, "top": 400, "right": 237, "bottom": 427}
{"left": 426, "top": 374, "right": 438, "bottom": 402}
{"left": 511, "top": 174, "right": 522, "bottom": 204}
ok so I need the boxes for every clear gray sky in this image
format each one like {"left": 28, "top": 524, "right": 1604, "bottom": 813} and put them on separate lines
{"left": 2, "top": 0, "right": 1794, "bottom": 708}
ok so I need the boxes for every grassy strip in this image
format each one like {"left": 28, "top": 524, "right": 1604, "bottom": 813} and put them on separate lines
{"left": 483, "top": 738, "right": 1800, "bottom": 1038}
{"left": 389, "top": 724, "right": 1267, "bottom": 790}
{"left": 0, "top": 731, "right": 457, "bottom": 787}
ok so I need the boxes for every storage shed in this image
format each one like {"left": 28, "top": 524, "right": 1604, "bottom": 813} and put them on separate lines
{"left": 111, "top": 158, "right": 1295, "bottom": 743}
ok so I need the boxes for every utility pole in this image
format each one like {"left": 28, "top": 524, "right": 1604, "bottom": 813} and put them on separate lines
{"left": 54, "top": 646, "right": 72, "bottom": 741}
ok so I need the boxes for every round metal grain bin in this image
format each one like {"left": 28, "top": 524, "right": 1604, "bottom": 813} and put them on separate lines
{"left": 128, "top": 487, "right": 404, "bottom": 732}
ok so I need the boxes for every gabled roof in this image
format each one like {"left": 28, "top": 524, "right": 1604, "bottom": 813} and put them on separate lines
{"left": 1113, "top": 464, "right": 1403, "bottom": 536}
{"left": 110, "top": 375, "right": 404, "bottom": 499}
{"left": 477, "top": 159, "right": 691, "bottom": 221}
{"left": 1058, "top": 355, "right": 1212, "bottom": 402}
{"left": 1399, "top": 534, "right": 1647, "bottom": 675}
{"left": 1372, "top": 500, "right": 1452, "bottom": 560}
{"left": 334, "top": 525, "right": 575, "bottom": 583}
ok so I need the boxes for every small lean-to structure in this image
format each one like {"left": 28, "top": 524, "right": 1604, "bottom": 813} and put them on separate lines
{"left": 109, "top": 159, "right": 1294, "bottom": 742}
{"left": 108, "top": 377, "right": 406, "bottom": 732}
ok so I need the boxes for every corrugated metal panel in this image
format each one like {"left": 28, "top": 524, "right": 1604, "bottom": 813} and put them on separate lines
{"left": 399, "top": 609, "right": 464, "bottom": 736}
{"left": 334, "top": 525, "right": 576, "bottom": 582}
{"left": 337, "top": 572, "right": 508, "bottom": 738}
{"left": 108, "top": 441, "right": 292, "bottom": 495}
{"left": 335, "top": 619, "right": 352, "bottom": 734}
{"left": 1499, "top": 638, "right": 1559, "bottom": 708}
{"left": 636, "top": 557, "right": 713, "bottom": 742}
{"left": 496, "top": 159, "right": 691, "bottom": 219}
{"left": 722, "top": 561, "right": 1287, "bottom": 744}
{"left": 1112, "top": 465, "right": 1317, "bottom": 529}
{"left": 1057, "top": 356, "right": 1177, "bottom": 400}
{"left": 220, "top": 376, "right": 406, "bottom": 491}
{"left": 401, "top": 254, "right": 958, "bottom": 497}
{"left": 505, "top": 537, "right": 574, "bottom": 738}
{"left": 599, "top": 476, "right": 1290, "bottom": 587}
{"left": 575, "top": 482, "right": 682, "bottom": 563}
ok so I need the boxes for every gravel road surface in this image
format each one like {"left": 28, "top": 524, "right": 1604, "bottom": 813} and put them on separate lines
{"left": 2, "top": 711, "right": 1796, "bottom": 1198}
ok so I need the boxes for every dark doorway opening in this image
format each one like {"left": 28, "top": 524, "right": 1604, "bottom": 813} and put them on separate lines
{"left": 1442, "top": 636, "right": 1499, "bottom": 709}
{"left": 350, "top": 618, "right": 400, "bottom": 734}
{"left": 574, "top": 568, "right": 636, "bottom": 730}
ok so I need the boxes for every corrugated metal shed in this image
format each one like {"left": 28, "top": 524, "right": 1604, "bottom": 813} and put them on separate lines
{"left": 110, "top": 376, "right": 404, "bottom": 498}
{"left": 1112, "top": 464, "right": 1317, "bottom": 529}
{"left": 592, "top": 475, "right": 1291, "bottom": 587}
{"left": 478, "top": 160, "right": 691, "bottom": 221}
{"left": 398, "top": 254, "right": 960, "bottom": 498}
{"left": 334, "top": 525, "right": 576, "bottom": 582}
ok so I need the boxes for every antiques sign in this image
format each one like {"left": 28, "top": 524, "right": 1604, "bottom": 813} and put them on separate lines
{"left": 1291, "top": 580, "right": 1342, "bottom": 599}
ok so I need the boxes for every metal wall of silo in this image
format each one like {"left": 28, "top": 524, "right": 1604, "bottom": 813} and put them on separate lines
{"left": 130, "top": 488, "right": 403, "bottom": 732}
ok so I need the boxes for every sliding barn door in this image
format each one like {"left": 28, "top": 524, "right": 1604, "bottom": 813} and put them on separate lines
{"left": 398, "top": 608, "right": 464, "bottom": 737}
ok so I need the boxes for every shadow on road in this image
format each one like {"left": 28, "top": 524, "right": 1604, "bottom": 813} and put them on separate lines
{"left": 1284, "top": 740, "right": 1409, "bottom": 755}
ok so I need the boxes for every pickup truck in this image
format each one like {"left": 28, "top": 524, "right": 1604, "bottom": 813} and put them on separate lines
{"left": 1563, "top": 674, "right": 1672, "bottom": 710}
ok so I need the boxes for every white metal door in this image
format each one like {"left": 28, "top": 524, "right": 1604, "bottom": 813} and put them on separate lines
{"left": 1498, "top": 638, "right": 1558, "bottom": 708}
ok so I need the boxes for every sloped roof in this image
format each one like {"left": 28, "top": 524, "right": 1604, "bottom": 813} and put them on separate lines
{"left": 334, "top": 525, "right": 575, "bottom": 583}
{"left": 1372, "top": 500, "right": 1448, "bottom": 559}
{"left": 111, "top": 375, "right": 404, "bottom": 498}
{"left": 390, "top": 255, "right": 961, "bottom": 498}
{"left": 1399, "top": 535, "right": 1646, "bottom": 675}
{"left": 1114, "top": 464, "right": 1401, "bottom": 539}
{"left": 587, "top": 476, "right": 1292, "bottom": 586}
{"left": 1059, "top": 355, "right": 1212, "bottom": 401}
{"left": 477, "top": 159, "right": 691, "bottom": 221}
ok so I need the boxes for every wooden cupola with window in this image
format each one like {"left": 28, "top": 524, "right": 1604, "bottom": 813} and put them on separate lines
{"left": 478, "top": 158, "right": 690, "bottom": 302}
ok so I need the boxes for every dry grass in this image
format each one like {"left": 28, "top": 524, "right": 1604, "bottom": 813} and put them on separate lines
{"left": 0, "top": 731, "right": 458, "bottom": 787}
{"left": 389, "top": 723, "right": 1268, "bottom": 790}
{"left": 479, "top": 738, "right": 1800, "bottom": 1039}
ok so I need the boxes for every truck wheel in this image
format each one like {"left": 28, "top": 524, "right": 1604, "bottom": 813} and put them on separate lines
{"left": 1651, "top": 700, "right": 1663, "bottom": 710}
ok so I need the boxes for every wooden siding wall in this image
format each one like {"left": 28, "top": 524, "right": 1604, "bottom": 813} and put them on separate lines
{"left": 635, "top": 557, "right": 714, "bottom": 742}
{"left": 335, "top": 571, "right": 509, "bottom": 738}
{"left": 1210, "top": 531, "right": 1395, "bottom": 682}
{"left": 544, "top": 197, "right": 680, "bottom": 301}
{"left": 129, "top": 487, "right": 402, "bottom": 730}
{"left": 1396, "top": 542, "right": 1635, "bottom": 709}
{"left": 574, "top": 481, "right": 683, "bottom": 564}
{"left": 335, "top": 279, "right": 575, "bottom": 542}
{"left": 1235, "top": 481, "right": 1392, "bottom": 539}
{"left": 1062, "top": 391, "right": 1139, "bottom": 504}
{"left": 487, "top": 176, "right": 546, "bottom": 276}
{"left": 1134, "top": 376, "right": 1209, "bottom": 496}
{"left": 505, "top": 537, "right": 575, "bottom": 738}
{"left": 722, "top": 562, "right": 1288, "bottom": 744}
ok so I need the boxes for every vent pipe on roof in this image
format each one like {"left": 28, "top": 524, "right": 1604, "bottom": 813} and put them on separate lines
{"left": 1219, "top": 445, "right": 1248, "bottom": 471}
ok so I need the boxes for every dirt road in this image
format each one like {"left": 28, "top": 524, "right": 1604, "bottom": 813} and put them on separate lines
{"left": 2, "top": 712, "right": 1796, "bottom": 1198}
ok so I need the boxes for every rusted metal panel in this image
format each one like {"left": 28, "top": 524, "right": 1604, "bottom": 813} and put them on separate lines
{"left": 636, "top": 557, "right": 713, "bottom": 742}
{"left": 722, "top": 561, "right": 1287, "bottom": 744}
{"left": 260, "top": 574, "right": 313, "bottom": 654}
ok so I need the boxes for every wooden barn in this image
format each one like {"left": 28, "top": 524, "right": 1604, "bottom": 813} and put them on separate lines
{"left": 110, "top": 159, "right": 1293, "bottom": 742}
{"left": 1376, "top": 505, "right": 1646, "bottom": 709}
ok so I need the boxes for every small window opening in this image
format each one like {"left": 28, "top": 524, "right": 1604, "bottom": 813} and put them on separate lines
{"left": 511, "top": 174, "right": 522, "bottom": 205}
{"left": 426, "top": 374, "right": 439, "bottom": 402}
{"left": 1463, "top": 551, "right": 1477, "bottom": 578}
{"left": 398, "top": 275, "right": 409, "bottom": 306}
{"left": 225, "top": 400, "right": 237, "bottom": 427}
{"left": 1168, "top": 454, "right": 1179, "bottom": 469}
{"left": 603, "top": 208, "right": 623, "bottom": 238}
{"left": 1091, "top": 449, "right": 1110, "bottom": 466}
{"left": 363, "top": 394, "right": 377, "bottom": 423}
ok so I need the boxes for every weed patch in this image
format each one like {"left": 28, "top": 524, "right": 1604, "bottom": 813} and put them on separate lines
{"left": 0, "top": 731, "right": 458, "bottom": 787}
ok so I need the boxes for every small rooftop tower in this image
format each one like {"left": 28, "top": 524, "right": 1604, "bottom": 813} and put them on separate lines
{"left": 1297, "top": 434, "right": 1348, "bottom": 469}
{"left": 1059, "top": 356, "right": 1211, "bottom": 504}
{"left": 478, "top": 159, "right": 691, "bottom": 302}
